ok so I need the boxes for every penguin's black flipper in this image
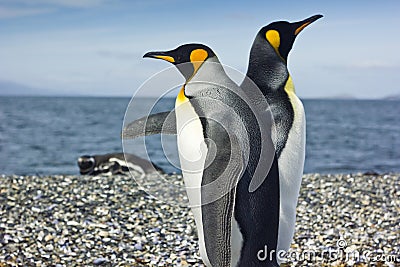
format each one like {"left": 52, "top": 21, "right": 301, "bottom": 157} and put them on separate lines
{"left": 122, "top": 110, "right": 176, "bottom": 139}
{"left": 201, "top": 131, "right": 245, "bottom": 267}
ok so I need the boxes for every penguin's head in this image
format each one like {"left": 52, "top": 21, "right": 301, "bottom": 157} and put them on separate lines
{"left": 77, "top": 155, "right": 96, "bottom": 175}
{"left": 143, "top": 43, "right": 216, "bottom": 81}
{"left": 259, "top": 14, "right": 323, "bottom": 61}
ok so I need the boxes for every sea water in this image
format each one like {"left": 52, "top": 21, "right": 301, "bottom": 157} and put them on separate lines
{"left": 0, "top": 96, "right": 399, "bottom": 175}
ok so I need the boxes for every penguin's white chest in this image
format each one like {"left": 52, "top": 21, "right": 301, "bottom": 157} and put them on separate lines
{"left": 175, "top": 96, "right": 211, "bottom": 266}
{"left": 175, "top": 99, "right": 208, "bottom": 187}
{"left": 276, "top": 91, "right": 306, "bottom": 259}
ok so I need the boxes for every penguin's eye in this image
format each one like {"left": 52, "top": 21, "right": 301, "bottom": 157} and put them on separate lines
{"left": 265, "top": 30, "right": 281, "bottom": 51}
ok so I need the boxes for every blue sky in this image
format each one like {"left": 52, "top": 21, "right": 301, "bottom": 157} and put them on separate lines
{"left": 0, "top": 0, "right": 399, "bottom": 98}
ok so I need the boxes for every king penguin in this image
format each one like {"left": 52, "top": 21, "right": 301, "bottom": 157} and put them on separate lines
{"left": 239, "top": 15, "right": 323, "bottom": 265}
{"left": 142, "top": 43, "right": 276, "bottom": 266}
{"left": 122, "top": 15, "right": 323, "bottom": 266}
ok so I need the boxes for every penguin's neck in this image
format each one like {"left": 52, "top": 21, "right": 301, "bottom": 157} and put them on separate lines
{"left": 242, "top": 37, "right": 298, "bottom": 158}
{"left": 189, "top": 57, "right": 231, "bottom": 85}
{"left": 243, "top": 38, "right": 290, "bottom": 99}
{"left": 185, "top": 57, "right": 240, "bottom": 99}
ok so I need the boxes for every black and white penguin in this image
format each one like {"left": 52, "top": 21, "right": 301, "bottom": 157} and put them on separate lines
{"left": 122, "top": 15, "right": 322, "bottom": 266}
{"left": 77, "top": 152, "right": 163, "bottom": 175}
{"left": 240, "top": 15, "right": 323, "bottom": 265}
{"left": 143, "top": 43, "right": 275, "bottom": 266}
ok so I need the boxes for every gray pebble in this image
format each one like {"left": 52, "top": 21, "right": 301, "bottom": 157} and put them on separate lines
{"left": 93, "top": 257, "right": 107, "bottom": 265}
{"left": 134, "top": 243, "right": 143, "bottom": 250}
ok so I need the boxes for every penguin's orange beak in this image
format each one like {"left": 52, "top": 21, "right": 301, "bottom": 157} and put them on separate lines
{"left": 143, "top": 51, "right": 175, "bottom": 63}
{"left": 293, "top": 14, "right": 323, "bottom": 35}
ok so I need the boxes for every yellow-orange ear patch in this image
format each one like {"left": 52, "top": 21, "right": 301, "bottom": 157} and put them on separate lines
{"left": 265, "top": 30, "right": 281, "bottom": 51}
{"left": 190, "top": 49, "right": 208, "bottom": 72}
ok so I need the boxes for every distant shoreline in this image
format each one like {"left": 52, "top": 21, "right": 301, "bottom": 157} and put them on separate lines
{"left": 1, "top": 94, "right": 400, "bottom": 101}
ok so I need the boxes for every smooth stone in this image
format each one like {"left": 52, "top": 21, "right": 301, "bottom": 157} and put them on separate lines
{"left": 93, "top": 257, "right": 107, "bottom": 265}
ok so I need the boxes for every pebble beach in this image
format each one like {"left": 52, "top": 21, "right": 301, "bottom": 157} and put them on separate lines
{"left": 0, "top": 172, "right": 399, "bottom": 266}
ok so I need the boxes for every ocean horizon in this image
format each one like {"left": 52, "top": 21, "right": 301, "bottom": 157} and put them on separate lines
{"left": 1, "top": 96, "right": 399, "bottom": 176}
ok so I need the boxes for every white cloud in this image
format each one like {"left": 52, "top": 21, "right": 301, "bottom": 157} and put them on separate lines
{"left": 321, "top": 61, "right": 400, "bottom": 72}
{"left": 0, "top": 0, "right": 108, "bottom": 8}
{"left": 0, "top": 0, "right": 110, "bottom": 19}
{"left": 349, "top": 61, "right": 399, "bottom": 70}
{"left": 0, "top": 6, "right": 53, "bottom": 19}
{"left": 34, "top": 0, "right": 106, "bottom": 8}
{"left": 97, "top": 50, "right": 141, "bottom": 61}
